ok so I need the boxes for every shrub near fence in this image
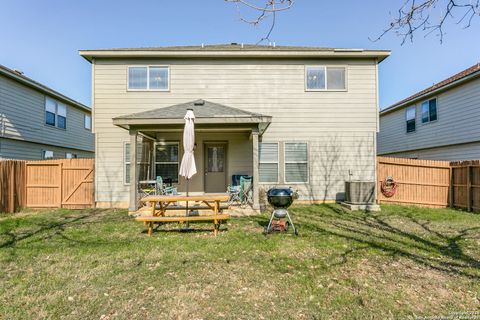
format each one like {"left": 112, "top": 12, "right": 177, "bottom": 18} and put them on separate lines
{"left": 0, "top": 160, "right": 26, "bottom": 213}
{"left": 378, "top": 156, "right": 480, "bottom": 212}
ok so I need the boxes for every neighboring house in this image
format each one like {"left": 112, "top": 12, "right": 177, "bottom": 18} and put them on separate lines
{"left": 0, "top": 64, "right": 94, "bottom": 160}
{"left": 378, "top": 63, "right": 480, "bottom": 160}
{"left": 79, "top": 44, "right": 390, "bottom": 210}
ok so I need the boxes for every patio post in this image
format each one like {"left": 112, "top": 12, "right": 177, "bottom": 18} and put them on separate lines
{"left": 252, "top": 129, "right": 260, "bottom": 210}
{"left": 129, "top": 129, "right": 138, "bottom": 212}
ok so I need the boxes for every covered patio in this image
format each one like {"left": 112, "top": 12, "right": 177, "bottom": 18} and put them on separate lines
{"left": 113, "top": 99, "right": 271, "bottom": 212}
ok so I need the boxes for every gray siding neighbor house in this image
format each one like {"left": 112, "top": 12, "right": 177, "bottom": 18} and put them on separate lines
{"left": 378, "top": 63, "right": 480, "bottom": 160}
{"left": 0, "top": 64, "right": 94, "bottom": 160}
{"left": 79, "top": 44, "right": 390, "bottom": 210}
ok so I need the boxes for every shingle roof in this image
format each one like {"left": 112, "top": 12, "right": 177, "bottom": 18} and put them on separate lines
{"left": 114, "top": 99, "right": 268, "bottom": 120}
{"left": 84, "top": 43, "right": 337, "bottom": 52}
{"left": 381, "top": 63, "right": 480, "bottom": 114}
{"left": 0, "top": 64, "right": 91, "bottom": 112}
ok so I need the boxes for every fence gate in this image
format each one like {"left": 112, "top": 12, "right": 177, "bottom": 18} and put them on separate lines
{"left": 26, "top": 158, "right": 94, "bottom": 209}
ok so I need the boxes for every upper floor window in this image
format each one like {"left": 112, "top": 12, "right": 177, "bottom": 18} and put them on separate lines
{"left": 128, "top": 66, "right": 169, "bottom": 90}
{"left": 421, "top": 98, "right": 437, "bottom": 123}
{"left": 305, "top": 66, "right": 346, "bottom": 91}
{"left": 84, "top": 114, "right": 92, "bottom": 130}
{"left": 406, "top": 106, "right": 416, "bottom": 133}
{"left": 45, "top": 97, "right": 67, "bottom": 129}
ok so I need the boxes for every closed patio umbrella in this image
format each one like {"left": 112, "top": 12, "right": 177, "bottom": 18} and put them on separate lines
{"left": 179, "top": 109, "right": 196, "bottom": 218}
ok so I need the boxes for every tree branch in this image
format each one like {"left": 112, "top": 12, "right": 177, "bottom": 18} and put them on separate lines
{"left": 371, "top": 0, "right": 480, "bottom": 44}
{"left": 225, "top": 0, "right": 294, "bottom": 43}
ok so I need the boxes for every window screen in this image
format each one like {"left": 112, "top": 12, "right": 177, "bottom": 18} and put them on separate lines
{"left": 259, "top": 143, "right": 278, "bottom": 183}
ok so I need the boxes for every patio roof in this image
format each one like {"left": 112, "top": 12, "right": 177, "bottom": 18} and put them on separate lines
{"left": 113, "top": 99, "right": 272, "bottom": 133}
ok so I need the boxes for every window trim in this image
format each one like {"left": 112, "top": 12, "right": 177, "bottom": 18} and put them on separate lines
{"left": 44, "top": 97, "right": 67, "bottom": 130}
{"left": 84, "top": 114, "right": 92, "bottom": 131}
{"left": 127, "top": 65, "right": 170, "bottom": 92}
{"left": 259, "top": 141, "right": 279, "bottom": 184}
{"left": 284, "top": 141, "right": 309, "bottom": 184}
{"left": 305, "top": 65, "right": 348, "bottom": 92}
{"left": 154, "top": 141, "right": 180, "bottom": 183}
{"left": 421, "top": 97, "right": 438, "bottom": 125}
{"left": 405, "top": 105, "right": 416, "bottom": 134}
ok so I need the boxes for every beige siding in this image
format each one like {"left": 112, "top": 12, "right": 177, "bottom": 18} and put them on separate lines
{"left": 0, "top": 137, "right": 94, "bottom": 160}
{"left": 378, "top": 77, "right": 480, "bottom": 156}
{"left": 93, "top": 58, "right": 379, "bottom": 204}
{"left": 383, "top": 141, "right": 480, "bottom": 161}
{"left": 0, "top": 74, "right": 94, "bottom": 153}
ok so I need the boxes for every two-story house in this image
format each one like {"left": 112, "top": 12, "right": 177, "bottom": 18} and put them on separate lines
{"left": 79, "top": 44, "right": 390, "bottom": 211}
{"left": 378, "top": 63, "right": 480, "bottom": 160}
{"left": 0, "top": 64, "right": 94, "bottom": 160}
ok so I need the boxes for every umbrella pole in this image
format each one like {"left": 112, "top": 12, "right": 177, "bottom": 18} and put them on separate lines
{"left": 186, "top": 178, "right": 190, "bottom": 228}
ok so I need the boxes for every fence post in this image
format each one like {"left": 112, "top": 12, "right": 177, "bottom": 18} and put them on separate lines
{"left": 59, "top": 162, "right": 63, "bottom": 208}
{"left": 449, "top": 166, "right": 453, "bottom": 208}
{"left": 467, "top": 165, "right": 472, "bottom": 212}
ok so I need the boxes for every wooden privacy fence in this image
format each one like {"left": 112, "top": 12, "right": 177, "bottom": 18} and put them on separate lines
{"left": 0, "top": 158, "right": 94, "bottom": 213}
{"left": 26, "top": 158, "right": 95, "bottom": 209}
{"left": 0, "top": 160, "right": 26, "bottom": 213}
{"left": 377, "top": 156, "right": 480, "bottom": 211}
{"left": 450, "top": 160, "right": 480, "bottom": 212}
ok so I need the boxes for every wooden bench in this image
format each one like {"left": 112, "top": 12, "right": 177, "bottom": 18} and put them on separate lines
{"left": 135, "top": 214, "right": 230, "bottom": 236}
{"left": 137, "top": 195, "right": 230, "bottom": 236}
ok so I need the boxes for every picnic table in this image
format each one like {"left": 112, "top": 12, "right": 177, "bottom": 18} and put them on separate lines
{"left": 136, "top": 194, "right": 230, "bottom": 236}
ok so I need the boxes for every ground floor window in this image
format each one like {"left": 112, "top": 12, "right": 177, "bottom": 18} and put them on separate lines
{"left": 124, "top": 139, "right": 153, "bottom": 184}
{"left": 284, "top": 142, "right": 308, "bottom": 183}
{"left": 66, "top": 152, "right": 77, "bottom": 159}
{"left": 155, "top": 142, "right": 179, "bottom": 183}
{"left": 259, "top": 143, "right": 279, "bottom": 183}
{"left": 42, "top": 150, "right": 54, "bottom": 159}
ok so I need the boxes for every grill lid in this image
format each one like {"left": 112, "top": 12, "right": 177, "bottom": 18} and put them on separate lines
{"left": 267, "top": 187, "right": 294, "bottom": 197}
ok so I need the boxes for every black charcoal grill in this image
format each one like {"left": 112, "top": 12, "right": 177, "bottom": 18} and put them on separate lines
{"left": 264, "top": 187, "right": 299, "bottom": 235}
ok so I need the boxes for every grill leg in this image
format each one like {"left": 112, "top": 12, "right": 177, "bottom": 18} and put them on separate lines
{"left": 265, "top": 213, "right": 275, "bottom": 233}
{"left": 285, "top": 210, "right": 298, "bottom": 235}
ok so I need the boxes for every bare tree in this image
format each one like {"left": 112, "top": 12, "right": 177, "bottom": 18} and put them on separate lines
{"left": 372, "top": 0, "right": 480, "bottom": 44}
{"left": 225, "top": 0, "right": 294, "bottom": 43}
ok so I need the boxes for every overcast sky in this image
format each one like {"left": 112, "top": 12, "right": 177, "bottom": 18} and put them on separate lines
{"left": 1, "top": 0, "right": 479, "bottom": 109}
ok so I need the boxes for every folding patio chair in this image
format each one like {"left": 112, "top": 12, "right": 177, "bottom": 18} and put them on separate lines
{"left": 155, "top": 176, "right": 177, "bottom": 196}
{"left": 239, "top": 175, "right": 253, "bottom": 208}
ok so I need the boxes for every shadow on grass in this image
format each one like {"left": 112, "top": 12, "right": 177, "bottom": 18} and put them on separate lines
{"left": 0, "top": 209, "right": 119, "bottom": 249}
{"left": 292, "top": 204, "right": 480, "bottom": 279}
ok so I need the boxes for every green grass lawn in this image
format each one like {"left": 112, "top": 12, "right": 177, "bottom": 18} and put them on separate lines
{"left": 1, "top": 204, "right": 479, "bottom": 319}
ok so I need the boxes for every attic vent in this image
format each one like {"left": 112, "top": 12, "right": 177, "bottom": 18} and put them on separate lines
{"left": 13, "top": 69, "right": 24, "bottom": 75}
{"left": 194, "top": 100, "right": 205, "bottom": 106}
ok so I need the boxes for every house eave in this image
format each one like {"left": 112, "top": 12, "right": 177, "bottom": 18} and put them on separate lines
{"left": 113, "top": 116, "right": 272, "bottom": 133}
{"left": 79, "top": 49, "right": 391, "bottom": 63}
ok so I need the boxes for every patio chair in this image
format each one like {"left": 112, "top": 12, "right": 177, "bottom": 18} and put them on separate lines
{"left": 239, "top": 175, "right": 253, "bottom": 208}
{"left": 155, "top": 176, "right": 177, "bottom": 196}
{"left": 227, "top": 175, "right": 248, "bottom": 206}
